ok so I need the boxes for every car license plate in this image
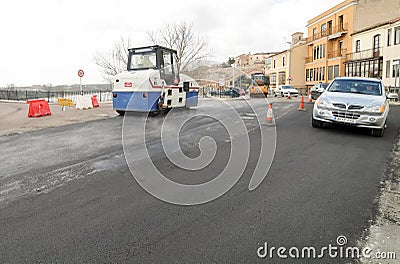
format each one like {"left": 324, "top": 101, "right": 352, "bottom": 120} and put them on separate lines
{"left": 335, "top": 117, "right": 356, "bottom": 124}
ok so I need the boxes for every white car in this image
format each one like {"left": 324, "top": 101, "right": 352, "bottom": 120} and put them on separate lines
{"left": 312, "top": 77, "right": 389, "bottom": 137}
{"left": 274, "top": 85, "right": 299, "bottom": 97}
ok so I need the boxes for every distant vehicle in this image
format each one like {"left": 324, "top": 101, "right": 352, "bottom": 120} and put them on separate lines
{"left": 312, "top": 77, "right": 389, "bottom": 137}
{"left": 250, "top": 73, "right": 268, "bottom": 97}
{"left": 310, "top": 83, "right": 329, "bottom": 100}
{"left": 274, "top": 85, "right": 299, "bottom": 97}
{"left": 233, "top": 87, "right": 246, "bottom": 96}
{"left": 112, "top": 45, "right": 199, "bottom": 115}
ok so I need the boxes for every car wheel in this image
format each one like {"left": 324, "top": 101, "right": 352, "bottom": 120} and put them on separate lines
{"left": 371, "top": 127, "right": 384, "bottom": 137}
{"left": 116, "top": 110, "right": 125, "bottom": 116}
{"left": 312, "top": 116, "right": 323, "bottom": 128}
{"left": 274, "top": 93, "right": 277, "bottom": 97}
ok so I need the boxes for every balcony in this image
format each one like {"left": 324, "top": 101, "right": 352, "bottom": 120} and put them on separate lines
{"left": 305, "top": 56, "right": 313, "bottom": 64}
{"left": 306, "top": 23, "right": 348, "bottom": 44}
{"left": 345, "top": 47, "right": 383, "bottom": 62}
{"left": 328, "top": 48, "right": 347, "bottom": 59}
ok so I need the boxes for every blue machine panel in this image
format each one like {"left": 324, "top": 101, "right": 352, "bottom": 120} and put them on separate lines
{"left": 113, "top": 91, "right": 160, "bottom": 112}
{"left": 185, "top": 91, "right": 199, "bottom": 107}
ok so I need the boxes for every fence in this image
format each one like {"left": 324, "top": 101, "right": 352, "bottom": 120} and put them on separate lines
{"left": 0, "top": 90, "right": 112, "bottom": 103}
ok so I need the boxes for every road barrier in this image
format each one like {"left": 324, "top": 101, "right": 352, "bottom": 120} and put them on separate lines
{"left": 91, "top": 95, "right": 99, "bottom": 108}
{"left": 76, "top": 95, "right": 93, "bottom": 110}
{"left": 263, "top": 103, "right": 274, "bottom": 126}
{"left": 307, "top": 92, "right": 313, "bottom": 103}
{"left": 298, "top": 96, "right": 306, "bottom": 111}
{"left": 0, "top": 89, "right": 112, "bottom": 103}
{"left": 27, "top": 99, "right": 52, "bottom": 118}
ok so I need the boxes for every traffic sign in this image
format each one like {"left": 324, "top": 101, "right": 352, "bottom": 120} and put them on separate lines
{"left": 78, "top": 69, "right": 84, "bottom": 78}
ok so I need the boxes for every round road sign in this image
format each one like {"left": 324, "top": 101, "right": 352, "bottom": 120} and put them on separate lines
{"left": 78, "top": 69, "right": 84, "bottom": 78}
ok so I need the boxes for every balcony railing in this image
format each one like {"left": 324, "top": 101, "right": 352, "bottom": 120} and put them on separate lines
{"left": 345, "top": 47, "right": 383, "bottom": 61}
{"left": 305, "top": 56, "right": 313, "bottom": 63}
{"left": 328, "top": 48, "right": 347, "bottom": 59}
{"left": 306, "top": 23, "right": 348, "bottom": 43}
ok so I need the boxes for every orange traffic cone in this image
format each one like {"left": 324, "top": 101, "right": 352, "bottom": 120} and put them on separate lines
{"left": 287, "top": 91, "right": 291, "bottom": 100}
{"left": 298, "top": 96, "right": 306, "bottom": 111}
{"left": 307, "top": 92, "right": 312, "bottom": 103}
{"left": 264, "top": 103, "right": 274, "bottom": 126}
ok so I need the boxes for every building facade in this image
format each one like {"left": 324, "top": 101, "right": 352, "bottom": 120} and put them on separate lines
{"left": 383, "top": 18, "right": 400, "bottom": 89}
{"left": 354, "top": 0, "right": 400, "bottom": 32}
{"left": 344, "top": 17, "right": 400, "bottom": 90}
{"left": 268, "top": 32, "right": 308, "bottom": 90}
{"left": 305, "top": 0, "right": 357, "bottom": 88}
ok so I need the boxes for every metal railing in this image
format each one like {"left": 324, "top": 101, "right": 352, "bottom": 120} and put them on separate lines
{"left": 328, "top": 48, "right": 347, "bottom": 59}
{"left": 0, "top": 90, "right": 113, "bottom": 103}
{"left": 345, "top": 47, "right": 383, "bottom": 61}
{"left": 306, "top": 23, "right": 348, "bottom": 43}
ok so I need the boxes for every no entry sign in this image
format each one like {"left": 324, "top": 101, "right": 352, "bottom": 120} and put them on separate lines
{"left": 78, "top": 69, "right": 84, "bottom": 78}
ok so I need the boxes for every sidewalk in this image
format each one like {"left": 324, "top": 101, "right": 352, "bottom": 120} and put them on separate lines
{"left": 0, "top": 101, "right": 118, "bottom": 137}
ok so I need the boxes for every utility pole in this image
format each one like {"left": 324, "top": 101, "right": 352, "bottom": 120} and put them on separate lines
{"left": 287, "top": 42, "right": 292, "bottom": 85}
{"left": 394, "top": 61, "right": 400, "bottom": 100}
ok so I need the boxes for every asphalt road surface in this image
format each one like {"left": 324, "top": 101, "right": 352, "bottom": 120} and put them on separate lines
{"left": 1, "top": 99, "right": 399, "bottom": 263}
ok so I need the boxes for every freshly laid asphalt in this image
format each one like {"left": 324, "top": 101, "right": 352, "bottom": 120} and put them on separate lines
{"left": 0, "top": 99, "right": 399, "bottom": 263}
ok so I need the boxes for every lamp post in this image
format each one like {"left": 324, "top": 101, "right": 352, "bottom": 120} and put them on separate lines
{"left": 287, "top": 42, "right": 292, "bottom": 85}
{"left": 394, "top": 61, "right": 400, "bottom": 99}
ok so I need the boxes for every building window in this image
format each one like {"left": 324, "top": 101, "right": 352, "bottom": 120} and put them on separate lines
{"left": 282, "top": 57, "right": 285, "bottom": 67}
{"left": 355, "top": 40, "right": 361, "bottom": 52}
{"left": 306, "top": 69, "right": 310, "bottom": 82}
{"left": 339, "top": 15, "right": 344, "bottom": 31}
{"left": 323, "top": 44, "right": 326, "bottom": 58}
{"left": 395, "top": 27, "right": 400, "bottom": 45}
{"left": 386, "top": 61, "right": 391, "bottom": 78}
{"left": 273, "top": 59, "right": 276, "bottom": 69}
{"left": 388, "top": 29, "right": 392, "bottom": 46}
{"left": 321, "top": 23, "right": 327, "bottom": 36}
{"left": 373, "top": 34, "right": 381, "bottom": 52}
{"left": 278, "top": 72, "right": 286, "bottom": 84}
{"left": 334, "top": 65, "right": 340, "bottom": 78}
{"left": 393, "top": 60, "right": 400, "bottom": 77}
{"left": 322, "top": 66, "right": 326, "bottom": 81}
{"left": 328, "top": 66, "right": 333, "bottom": 80}
{"left": 270, "top": 73, "right": 276, "bottom": 84}
{"left": 313, "top": 28, "right": 317, "bottom": 36}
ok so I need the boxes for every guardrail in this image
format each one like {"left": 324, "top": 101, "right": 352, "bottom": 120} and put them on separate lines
{"left": 0, "top": 90, "right": 113, "bottom": 103}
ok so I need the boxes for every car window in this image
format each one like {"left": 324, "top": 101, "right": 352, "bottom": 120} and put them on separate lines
{"left": 327, "top": 79, "right": 382, "bottom": 96}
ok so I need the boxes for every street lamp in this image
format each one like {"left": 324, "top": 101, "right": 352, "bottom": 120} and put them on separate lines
{"left": 287, "top": 42, "right": 292, "bottom": 85}
{"left": 394, "top": 61, "right": 400, "bottom": 99}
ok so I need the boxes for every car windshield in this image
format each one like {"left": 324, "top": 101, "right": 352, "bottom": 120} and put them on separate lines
{"left": 321, "top": 84, "right": 328, "bottom": 88}
{"left": 282, "top": 86, "right": 294, "bottom": 89}
{"left": 327, "top": 79, "right": 382, "bottom": 96}
{"left": 129, "top": 52, "right": 157, "bottom": 70}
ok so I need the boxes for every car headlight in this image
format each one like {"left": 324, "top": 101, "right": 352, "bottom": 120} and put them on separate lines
{"left": 316, "top": 98, "right": 332, "bottom": 109}
{"left": 364, "top": 105, "right": 385, "bottom": 113}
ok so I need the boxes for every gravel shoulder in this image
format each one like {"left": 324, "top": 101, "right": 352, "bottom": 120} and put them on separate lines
{"left": 0, "top": 101, "right": 118, "bottom": 136}
{"left": 358, "top": 133, "right": 400, "bottom": 263}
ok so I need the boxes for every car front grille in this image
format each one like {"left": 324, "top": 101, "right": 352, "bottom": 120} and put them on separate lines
{"left": 332, "top": 111, "right": 361, "bottom": 120}
{"left": 348, "top": 105, "right": 364, "bottom": 110}
{"left": 333, "top": 103, "right": 346, "bottom": 109}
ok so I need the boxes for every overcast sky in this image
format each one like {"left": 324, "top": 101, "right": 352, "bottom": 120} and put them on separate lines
{"left": 1, "top": 0, "right": 343, "bottom": 87}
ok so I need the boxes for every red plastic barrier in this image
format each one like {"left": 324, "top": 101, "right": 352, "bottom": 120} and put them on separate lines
{"left": 27, "top": 99, "right": 52, "bottom": 118}
{"left": 91, "top": 95, "right": 99, "bottom": 108}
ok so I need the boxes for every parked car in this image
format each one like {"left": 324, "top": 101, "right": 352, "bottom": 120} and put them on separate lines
{"left": 233, "top": 87, "right": 246, "bottom": 96}
{"left": 274, "top": 85, "right": 299, "bottom": 97}
{"left": 310, "top": 83, "right": 329, "bottom": 100}
{"left": 312, "top": 77, "right": 389, "bottom": 137}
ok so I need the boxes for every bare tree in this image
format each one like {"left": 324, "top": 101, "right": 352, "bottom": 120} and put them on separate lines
{"left": 93, "top": 37, "right": 131, "bottom": 83}
{"left": 148, "top": 21, "right": 212, "bottom": 75}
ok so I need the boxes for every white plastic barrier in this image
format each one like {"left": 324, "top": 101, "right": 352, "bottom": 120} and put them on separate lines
{"left": 76, "top": 95, "right": 93, "bottom": 110}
